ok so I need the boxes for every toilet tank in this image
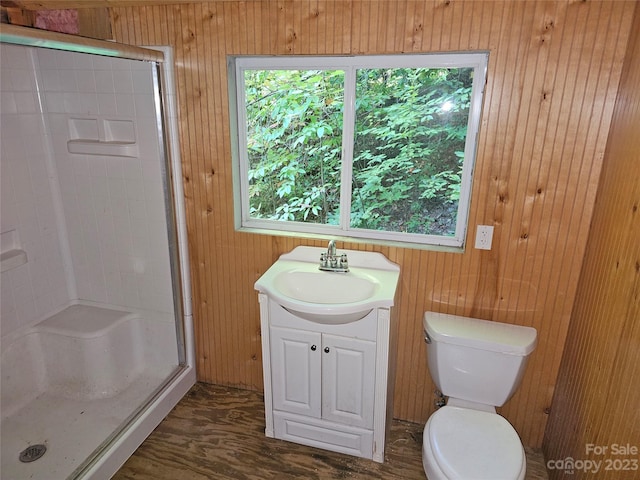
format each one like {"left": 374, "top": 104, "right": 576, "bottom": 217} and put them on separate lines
{"left": 423, "top": 312, "right": 537, "bottom": 407}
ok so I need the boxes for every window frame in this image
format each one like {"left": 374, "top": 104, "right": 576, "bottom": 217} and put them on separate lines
{"left": 229, "top": 52, "right": 488, "bottom": 249}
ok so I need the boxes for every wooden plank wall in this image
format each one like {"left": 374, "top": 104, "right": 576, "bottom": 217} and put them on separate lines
{"left": 543, "top": 3, "right": 640, "bottom": 476}
{"left": 109, "top": 1, "right": 635, "bottom": 448}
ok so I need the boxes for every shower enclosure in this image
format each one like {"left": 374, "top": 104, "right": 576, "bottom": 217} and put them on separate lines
{"left": 0, "top": 25, "right": 195, "bottom": 479}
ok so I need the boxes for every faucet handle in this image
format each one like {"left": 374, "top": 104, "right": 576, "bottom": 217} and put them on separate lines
{"left": 340, "top": 254, "right": 348, "bottom": 269}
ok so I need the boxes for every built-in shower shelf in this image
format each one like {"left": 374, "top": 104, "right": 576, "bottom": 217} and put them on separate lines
{"left": 67, "top": 117, "right": 139, "bottom": 158}
{"left": 1, "top": 229, "right": 27, "bottom": 272}
{"left": 0, "top": 248, "right": 27, "bottom": 273}
{"left": 67, "top": 139, "right": 139, "bottom": 158}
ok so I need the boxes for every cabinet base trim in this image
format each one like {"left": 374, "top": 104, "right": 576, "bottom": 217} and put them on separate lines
{"left": 273, "top": 411, "right": 374, "bottom": 460}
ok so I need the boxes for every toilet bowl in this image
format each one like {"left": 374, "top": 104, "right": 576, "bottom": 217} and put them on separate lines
{"left": 422, "top": 406, "right": 526, "bottom": 480}
{"left": 421, "top": 312, "right": 537, "bottom": 480}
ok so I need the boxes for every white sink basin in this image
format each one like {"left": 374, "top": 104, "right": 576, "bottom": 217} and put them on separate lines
{"left": 274, "top": 271, "right": 377, "bottom": 304}
{"left": 255, "top": 246, "right": 400, "bottom": 324}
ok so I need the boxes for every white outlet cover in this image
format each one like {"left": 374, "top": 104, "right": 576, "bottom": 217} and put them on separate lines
{"left": 475, "top": 225, "right": 494, "bottom": 250}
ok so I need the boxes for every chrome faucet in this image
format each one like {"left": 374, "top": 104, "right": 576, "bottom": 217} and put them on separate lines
{"left": 328, "top": 240, "right": 336, "bottom": 258}
{"left": 319, "top": 240, "right": 349, "bottom": 272}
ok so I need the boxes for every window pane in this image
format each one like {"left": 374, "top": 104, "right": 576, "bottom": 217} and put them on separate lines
{"left": 244, "top": 69, "right": 344, "bottom": 225}
{"left": 352, "top": 67, "right": 473, "bottom": 236}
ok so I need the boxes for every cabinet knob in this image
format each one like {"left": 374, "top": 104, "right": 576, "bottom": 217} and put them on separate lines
{"left": 324, "top": 347, "right": 330, "bottom": 353}
{"left": 311, "top": 345, "right": 317, "bottom": 351}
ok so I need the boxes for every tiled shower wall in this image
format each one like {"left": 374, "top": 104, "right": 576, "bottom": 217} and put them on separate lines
{"left": 37, "top": 48, "right": 174, "bottom": 314}
{"left": 0, "top": 44, "right": 70, "bottom": 335}
{"left": 0, "top": 44, "right": 174, "bottom": 338}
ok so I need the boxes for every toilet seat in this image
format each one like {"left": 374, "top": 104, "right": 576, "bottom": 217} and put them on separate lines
{"left": 424, "top": 406, "right": 525, "bottom": 480}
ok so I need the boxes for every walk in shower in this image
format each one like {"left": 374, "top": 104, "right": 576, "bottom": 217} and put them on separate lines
{"left": 0, "top": 25, "right": 195, "bottom": 479}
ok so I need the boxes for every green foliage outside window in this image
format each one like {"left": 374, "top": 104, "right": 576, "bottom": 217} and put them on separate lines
{"left": 243, "top": 64, "right": 474, "bottom": 237}
{"left": 245, "top": 69, "right": 344, "bottom": 224}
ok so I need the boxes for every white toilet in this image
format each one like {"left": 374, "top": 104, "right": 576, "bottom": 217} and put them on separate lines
{"left": 422, "top": 311, "right": 537, "bottom": 480}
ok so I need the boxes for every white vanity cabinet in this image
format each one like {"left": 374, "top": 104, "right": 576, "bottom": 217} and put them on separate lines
{"left": 258, "top": 298, "right": 396, "bottom": 462}
{"left": 255, "top": 246, "right": 400, "bottom": 462}
{"left": 270, "top": 326, "right": 376, "bottom": 428}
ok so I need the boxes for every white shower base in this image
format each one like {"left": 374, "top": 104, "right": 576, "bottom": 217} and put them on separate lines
{"left": 1, "top": 303, "right": 187, "bottom": 480}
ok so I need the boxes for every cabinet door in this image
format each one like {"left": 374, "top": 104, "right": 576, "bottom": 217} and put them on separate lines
{"left": 321, "top": 334, "right": 376, "bottom": 429}
{"left": 270, "top": 327, "right": 321, "bottom": 418}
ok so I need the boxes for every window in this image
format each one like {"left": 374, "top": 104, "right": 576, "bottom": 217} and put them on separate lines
{"left": 229, "top": 53, "right": 488, "bottom": 248}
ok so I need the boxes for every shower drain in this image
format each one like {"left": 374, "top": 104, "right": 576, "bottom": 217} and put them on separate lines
{"left": 19, "top": 444, "right": 47, "bottom": 463}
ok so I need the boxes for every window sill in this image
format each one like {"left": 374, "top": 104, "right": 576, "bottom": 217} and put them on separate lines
{"left": 236, "top": 226, "right": 466, "bottom": 254}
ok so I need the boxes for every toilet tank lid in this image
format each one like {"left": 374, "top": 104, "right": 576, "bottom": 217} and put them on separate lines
{"left": 423, "top": 311, "right": 537, "bottom": 356}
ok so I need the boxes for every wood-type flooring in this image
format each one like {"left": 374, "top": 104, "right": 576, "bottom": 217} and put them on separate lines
{"left": 114, "top": 383, "right": 549, "bottom": 480}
